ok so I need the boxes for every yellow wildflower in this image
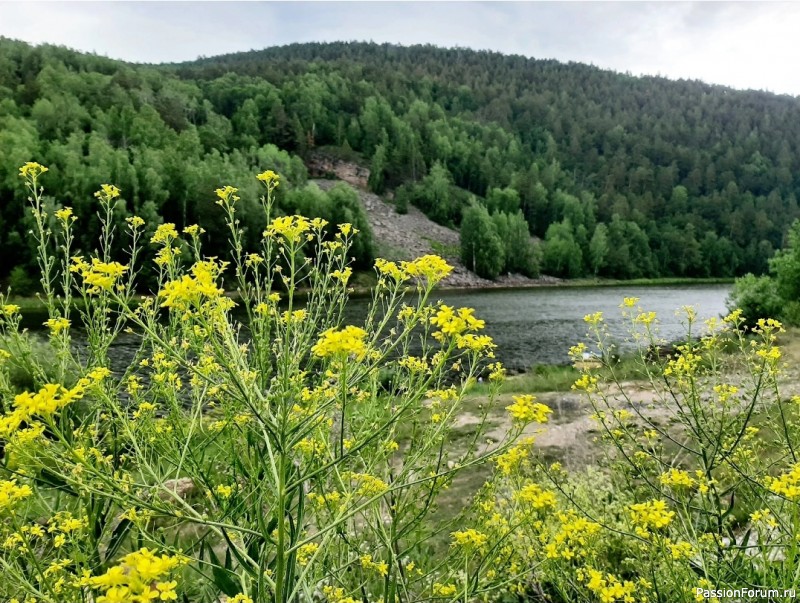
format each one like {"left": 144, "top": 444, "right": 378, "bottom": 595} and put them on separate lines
{"left": 55, "top": 207, "right": 74, "bottom": 222}
{"left": 297, "top": 542, "right": 319, "bottom": 566}
{"left": 766, "top": 463, "right": 800, "bottom": 501}
{"left": 265, "top": 215, "right": 311, "bottom": 243}
{"left": 669, "top": 540, "right": 695, "bottom": 560}
{"left": 312, "top": 325, "right": 368, "bottom": 359}
{"left": 215, "top": 185, "right": 240, "bottom": 204}
{"left": 183, "top": 224, "right": 205, "bottom": 237}
{"left": 433, "top": 583, "right": 458, "bottom": 596}
{"left": 151, "top": 223, "right": 179, "bottom": 245}
{"left": 94, "top": 184, "right": 120, "bottom": 201}
{"left": 0, "top": 479, "right": 33, "bottom": 512}
{"left": 629, "top": 499, "right": 674, "bottom": 537}
{"left": 515, "top": 483, "right": 557, "bottom": 510}
{"left": 659, "top": 468, "right": 695, "bottom": 490}
{"left": 505, "top": 394, "right": 552, "bottom": 424}
{"left": 400, "top": 254, "right": 453, "bottom": 284}
{"left": 19, "top": 162, "right": 48, "bottom": 179}
{"left": 44, "top": 317, "right": 70, "bottom": 333}
{"left": 256, "top": 170, "right": 280, "bottom": 187}
{"left": 451, "top": 528, "right": 488, "bottom": 550}
{"left": 1, "top": 304, "right": 20, "bottom": 316}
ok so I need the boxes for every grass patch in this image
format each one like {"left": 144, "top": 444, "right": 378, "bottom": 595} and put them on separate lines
{"left": 467, "top": 353, "right": 652, "bottom": 397}
{"left": 425, "top": 239, "right": 460, "bottom": 259}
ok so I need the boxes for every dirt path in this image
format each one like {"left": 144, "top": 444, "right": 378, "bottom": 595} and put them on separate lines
{"left": 451, "top": 382, "right": 669, "bottom": 469}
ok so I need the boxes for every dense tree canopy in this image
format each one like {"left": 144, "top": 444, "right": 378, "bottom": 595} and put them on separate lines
{"left": 2, "top": 37, "right": 800, "bottom": 284}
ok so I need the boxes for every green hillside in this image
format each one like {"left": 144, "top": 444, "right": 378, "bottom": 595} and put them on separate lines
{"left": 1, "top": 38, "right": 799, "bottom": 286}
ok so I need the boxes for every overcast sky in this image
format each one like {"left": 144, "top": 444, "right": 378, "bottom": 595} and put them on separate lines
{"left": 1, "top": 1, "right": 799, "bottom": 96}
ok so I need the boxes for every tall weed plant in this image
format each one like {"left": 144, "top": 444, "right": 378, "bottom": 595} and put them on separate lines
{"left": 2, "top": 163, "right": 799, "bottom": 603}
{"left": 0, "top": 164, "right": 540, "bottom": 603}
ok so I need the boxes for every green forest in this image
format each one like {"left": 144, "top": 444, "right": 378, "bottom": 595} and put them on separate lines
{"left": 2, "top": 38, "right": 800, "bottom": 287}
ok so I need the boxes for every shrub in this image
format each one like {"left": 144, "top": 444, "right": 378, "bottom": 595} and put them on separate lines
{"left": 727, "top": 272, "right": 783, "bottom": 326}
{"left": 7, "top": 266, "right": 35, "bottom": 297}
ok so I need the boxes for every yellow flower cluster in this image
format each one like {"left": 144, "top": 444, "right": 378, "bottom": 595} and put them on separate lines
{"left": 430, "top": 305, "right": 485, "bottom": 340}
{"left": 572, "top": 373, "right": 599, "bottom": 392}
{"left": 375, "top": 254, "right": 453, "bottom": 286}
{"left": 18, "top": 161, "right": 48, "bottom": 179}
{"left": 347, "top": 472, "right": 389, "bottom": 498}
{"left": 668, "top": 540, "right": 695, "bottom": 560}
{"left": 311, "top": 325, "right": 368, "bottom": 359}
{"left": 183, "top": 224, "right": 204, "bottom": 238}
{"left": 750, "top": 508, "right": 778, "bottom": 528}
{"left": 94, "top": 183, "right": 121, "bottom": 201}
{"left": 297, "top": 542, "right": 320, "bottom": 566}
{"left": 505, "top": 394, "right": 552, "bottom": 424}
{"left": 331, "top": 266, "right": 352, "bottom": 283}
{"left": 584, "top": 568, "right": 637, "bottom": 603}
{"left": 432, "top": 583, "right": 458, "bottom": 596}
{"left": 515, "top": 482, "right": 557, "bottom": 510}
{"left": 360, "top": 553, "right": 389, "bottom": 576}
{"left": 495, "top": 441, "right": 531, "bottom": 475}
{"left": 400, "top": 254, "right": 453, "bottom": 284}
{"left": 90, "top": 548, "right": 183, "bottom": 603}
{"left": 14, "top": 383, "right": 80, "bottom": 417}
{"left": 323, "top": 586, "right": 358, "bottom": 603}
{"left": 629, "top": 499, "right": 674, "bottom": 538}
{"left": 398, "top": 356, "right": 429, "bottom": 373}
{"left": 663, "top": 349, "right": 702, "bottom": 379}
{"left": 374, "top": 258, "right": 405, "bottom": 281}
{"left": 767, "top": 463, "right": 800, "bottom": 500}
{"left": 451, "top": 528, "right": 489, "bottom": 551}
{"left": 544, "top": 511, "right": 601, "bottom": 560}
{"left": 456, "top": 333, "right": 496, "bottom": 354}
{"left": 215, "top": 185, "right": 240, "bottom": 205}
{"left": 634, "top": 311, "right": 657, "bottom": 326}
{"left": 584, "top": 311, "right": 604, "bottom": 326}
{"left": 158, "top": 261, "right": 226, "bottom": 310}
{"left": 0, "top": 371, "right": 106, "bottom": 439}
{"left": 55, "top": 207, "right": 75, "bottom": 222}
{"left": 73, "top": 258, "right": 129, "bottom": 293}
{"left": 712, "top": 384, "right": 739, "bottom": 404}
{"left": 659, "top": 468, "right": 695, "bottom": 490}
{"left": 1, "top": 304, "right": 20, "bottom": 316}
{"left": 151, "top": 223, "right": 179, "bottom": 245}
{"left": 127, "top": 216, "right": 145, "bottom": 229}
{"left": 44, "top": 317, "right": 71, "bottom": 333}
{"left": 265, "top": 215, "right": 312, "bottom": 243}
{"left": 257, "top": 170, "right": 280, "bottom": 187}
{"left": 307, "top": 491, "right": 342, "bottom": 510}
{"left": 0, "top": 479, "right": 33, "bottom": 513}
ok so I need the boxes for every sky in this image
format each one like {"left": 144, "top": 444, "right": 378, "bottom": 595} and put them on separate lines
{"left": 1, "top": 1, "right": 799, "bottom": 96}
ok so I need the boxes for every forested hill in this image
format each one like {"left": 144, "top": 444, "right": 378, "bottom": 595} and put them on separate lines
{"left": 1, "top": 39, "right": 799, "bottom": 288}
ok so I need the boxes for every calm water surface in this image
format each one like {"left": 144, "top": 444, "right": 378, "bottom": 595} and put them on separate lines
{"left": 344, "top": 284, "right": 732, "bottom": 371}
{"left": 52, "top": 285, "right": 731, "bottom": 374}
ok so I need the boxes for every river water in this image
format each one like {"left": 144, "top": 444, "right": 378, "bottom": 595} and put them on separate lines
{"left": 29, "top": 284, "right": 731, "bottom": 374}
{"left": 343, "top": 284, "right": 732, "bottom": 371}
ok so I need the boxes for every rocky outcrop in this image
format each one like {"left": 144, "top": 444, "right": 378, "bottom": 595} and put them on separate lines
{"left": 305, "top": 152, "right": 560, "bottom": 289}
{"left": 311, "top": 177, "right": 560, "bottom": 290}
{"left": 307, "top": 153, "right": 370, "bottom": 189}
